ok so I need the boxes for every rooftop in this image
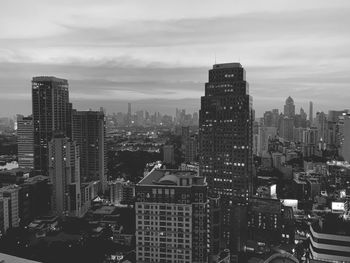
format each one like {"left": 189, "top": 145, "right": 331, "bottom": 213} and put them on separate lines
{"left": 0, "top": 253, "right": 41, "bottom": 263}
{"left": 312, "top": 213, "right": 350, "bottom": 236}
{"left": 138, "top": 169, "right": 206, "bottom": 187}
{"left": 32, "top": 76, "right": 68, "bottom": 84}
{"left": 213, "top": 62, "right": 242, "bottom": 69}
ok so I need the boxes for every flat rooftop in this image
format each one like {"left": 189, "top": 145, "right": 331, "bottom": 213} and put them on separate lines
{"left": 213, "top": 62, "right": 242, "bottom": 69}
{"left": 0, "top": 253, "right": 41, "bottom": 263}
{"left": 32, "top": 76, "right": 68, "bottom": 83}
{"left": 138, "top": 169, "right": 206, "bottom": 187}
{"left": 312, "top": 213, "right": 350, "bottom": 236}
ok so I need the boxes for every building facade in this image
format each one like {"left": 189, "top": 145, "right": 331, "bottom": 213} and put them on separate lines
{"left": 17, "top": 115, "right": 34, "bottom": 169}
{"left": 199, "top": 63, "right": 253, "bottom": 252}
{"left": 32, "top": 76, "right": 71, "bottom": 176}
{"left": 48, "top": 135, "right": 81, "bottom": 217}
{"left": 135, "top": 169, "right": 207, "bottom": 263}
{"left": 72, "top": 110, "right": 107, "bottom": 192}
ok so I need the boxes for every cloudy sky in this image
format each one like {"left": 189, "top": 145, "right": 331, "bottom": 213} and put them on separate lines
{"left": 0, "top": 0, "right": 350, "bottom": 117}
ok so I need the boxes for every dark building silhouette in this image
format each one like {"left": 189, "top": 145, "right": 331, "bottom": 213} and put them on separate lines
{"left": 72, "top": 110, "right": 107, "bottom": 192}
{"left": 32, "top": 76, "right": 72, "bottom": 176}
{"left": 284, "top": 96, "right": 295, "bottom": 118}
{"left": 199, "top": 63, "right": 253, "bottom": 254}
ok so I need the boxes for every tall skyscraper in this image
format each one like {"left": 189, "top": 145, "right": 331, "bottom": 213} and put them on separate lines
{"left": 17, "top": 115, "right": 34, "bottom": 169}
{"left": 32, "top": 76, "right": 71, "bottom": 176}
{"left": 135, "top": 169, "right": 207, "bottom": 263}
{"left": 48, "top": 134, "right": 81, "bottom": 217}
{"left": 72, "top": 110, "right": 107, "bottom": 192}
{"left": 309, "top": 101, "right": 313, "bottom": 124}
{"left": 199, "top": 63, "right": 253, "bottom": 252}
{"left": 284, "top": 96, "right": 295, "bottom": 118}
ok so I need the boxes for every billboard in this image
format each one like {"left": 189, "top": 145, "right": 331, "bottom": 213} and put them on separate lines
{"left": 332, "top": 202, "right": 345, "bottom": 212}
{"left": 281, "top": 199, "right": 298, "bottom": 211}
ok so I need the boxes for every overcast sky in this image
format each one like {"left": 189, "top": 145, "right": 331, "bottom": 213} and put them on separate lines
{"left": 0, "top": 0, "right": 350, "bottom": 117}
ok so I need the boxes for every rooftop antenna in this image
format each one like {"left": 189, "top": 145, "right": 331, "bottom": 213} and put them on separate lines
{"left": 215, "top": 53, "right": 217, "bottom": 64}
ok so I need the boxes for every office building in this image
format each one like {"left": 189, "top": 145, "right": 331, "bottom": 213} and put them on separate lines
{"left": 247, "top": 198, "right": 294, "bottom": 246}
{"left": 309, "top": 101, "right": 313, "bottom": 124}
{"left": 17, "top": 115, "right": 34, "bottom": 169}
{"left": 284, "top": 96, "right": 295, "bottom": 118}
{"left": 0, "top": 185, "right": 19, "bottom": 231}
{"left": 199, "top": 63, "right": 253, "bottom": 252}
{"left": 185, "top": 135, "right": 198, "bottom": 163}
{"left": 0, "top": 197, "right": 11, "bottom": 234}
{"left": 135, "top": 169, "right": 207, "bottom": 263}
{"left": 72, "top": 110, "right": 107, "bottom": 192}
{"left": 109, "top": 178, "right": 135, "bottom": 205}
{"left": 163, "top": 145, "right": 175, "bottom": 165}
{"left": 257, "top": 126, "right": 277, "bottom": 156}
{"left": 340, "top": 115, "right": 350, "bottom": 162}
{"left": 18, "top": 176, "right": 50, "bottom": 225}
{"left": 279, "top": 117, "right": 294, "bottom": 142}
{"left": 32, "top": 76, "right": 71, "bottom": 176}
{"left": 48, "top": 135, "right": 81, "bottom": 217}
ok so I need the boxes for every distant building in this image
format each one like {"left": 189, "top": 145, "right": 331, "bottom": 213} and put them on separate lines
{"left": 72, "top": 109, "right": 107, "bottom": 192}
{"left": 48, "top": 135, "right": 81, "bottom": 217}
{"left": 163, "top": 145, "right": 175, "bottom": 165}
{"left": 185, "top": 135, "right": 198, "bottom": 162}
{"left": 109, "top": 178, "right": 135, "bottom": 205}
{"left": 135, "top": 169, "right": 207, "bottom": 263}
{"left": 17, "top": 115, "right": 34, "bottom": 169}
{"left": 284, "top": 96, "right": 295, "bottom": 118}
{"left": 32, "top": 76, "right": 72, "bottom": 176}
{"left": 340, "top": 115, "right": 350, "bottom": 162}
{"left": 309, "top": 101, "right": 313, "bottom": 124}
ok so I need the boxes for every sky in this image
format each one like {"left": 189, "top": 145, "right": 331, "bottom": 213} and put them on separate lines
{"left": 0, "top": 0, "right": 350, "bottom": 117}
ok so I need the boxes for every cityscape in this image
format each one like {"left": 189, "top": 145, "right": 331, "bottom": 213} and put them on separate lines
{"left": 1, "top": 1, "right": 350, "bottom": 263}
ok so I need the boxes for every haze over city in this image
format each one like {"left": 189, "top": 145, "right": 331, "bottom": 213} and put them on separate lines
{"left": 1, "top": 0, "right": 350, "bottom": 116}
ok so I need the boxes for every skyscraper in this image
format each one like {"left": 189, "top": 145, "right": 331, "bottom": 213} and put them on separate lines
{"left": 32, "top": 76, "right": 71, "bottom": 176}
{"left": 17, "top": 115, "right": 34, "bottom": 169}
{"left": 199, "top": 63, "right": 253, "bottom": 251}
{"left": 309, "top": 101, "right": 313, "bottom": 124}
{"left": 284, "top": 96, "right": 295, "bottom": 118}
{"left": 72, "top": 110, "right": 107, "bottom": 192}
{"left": 48, "top": 134, "right": 81, "bottom": 217}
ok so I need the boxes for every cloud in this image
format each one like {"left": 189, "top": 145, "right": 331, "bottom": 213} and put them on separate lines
{"left": 0, "top": 0, "right": 350, "bottom": 117}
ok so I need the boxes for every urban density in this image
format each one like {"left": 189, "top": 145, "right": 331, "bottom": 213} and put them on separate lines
{"left": 1, "top": 1, "right": 350, "bottom": 263}
{"left": 0, "top": 61, "right": 350, "bottom": 263}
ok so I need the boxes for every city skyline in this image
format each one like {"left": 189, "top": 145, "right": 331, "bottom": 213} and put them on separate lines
{"left": 1, "top": 0, "right": 350, "bottom": 117}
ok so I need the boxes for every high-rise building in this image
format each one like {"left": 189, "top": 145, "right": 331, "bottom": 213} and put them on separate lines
{"left": 279, "top": 117, "right": 294, "bottom": 142}
{"left": 163, "top": 145, "right": 175, "bottom": 165}
{"left": 17, "top": 115, "right": 34, "bottom": 169}
{"left": 263, "top": 111, "right": 273, "bottom": 127}
{"left": 0, "top": 185, "right": 19, "bottom": 232}
{"left": 135, "top": 169, "right": 207, "bottom": 263}
{"left": 309, "top": 101, "right": 313, "bottom": 124}
{"left": 72, "top": 110, "right": 107, "bottom": 192}
{"left": 340, "top": 115, "right": 350, "bottom": 162}
{"left": 284, "top": 96, "right": 295, "bottom": 118}
{"left": 32, "top": 76, "right": 71, "bottom": 176}
{"left": 315, "top": 112, "right": 328, "bottom": 143}
{"left": 199, "top": 63, "right": 253, "bottom": 252}
{"left": 48, "top": 135, "right": 81, "bottom": 217}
